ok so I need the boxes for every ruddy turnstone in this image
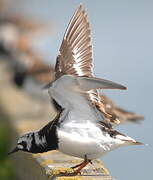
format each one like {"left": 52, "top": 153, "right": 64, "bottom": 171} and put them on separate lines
{"left": 8, "top": 5, "right": 143, "bottom": 175}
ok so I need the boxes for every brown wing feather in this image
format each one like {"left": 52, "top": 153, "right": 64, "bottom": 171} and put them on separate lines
{"left": 55, "top": 5, "right": 143, "bottom": 126}
{"left": 99, "top": 95, "right": 144, "bottom": 125}
{"left": 55, "top": 4, "right": 101, "bottom": 107}
{"left": 55, "top": 5, "right": 93, "bottom": 77}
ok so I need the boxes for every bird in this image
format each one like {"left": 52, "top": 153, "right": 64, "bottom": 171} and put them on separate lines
{"left": 8, "top": 5, "right": 143, "bottom": 175}
{"left": 0, "top": 15, "right": 56, "bottom": 107}
{"left": 0, "top": 13, "right": 50, "bottom": 55}
{"left": 0, "top": 13, "right": 54, "bottom": 88}
{"left": 0, "top": 5, "right": 143, "bottom": 120}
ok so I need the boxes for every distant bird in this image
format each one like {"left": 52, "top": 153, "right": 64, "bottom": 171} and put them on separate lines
{"left": 0, "top": 15, "right": 54, "bottom": 89}
{"left": 0, "top": 14, "right": 50, "bottom": 54}
{"left": 11, "top": 49, "right": 54, "bottom": 88}
{"left": 9, "top": 5, "right": 143, "bottom": 175}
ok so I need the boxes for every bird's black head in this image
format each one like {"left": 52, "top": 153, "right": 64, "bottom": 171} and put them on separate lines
{"left": 8, "top": 131, "right": 51, "bottom": 155}
{"left": 8, "top": 132, "right": 34, "bottom": 155}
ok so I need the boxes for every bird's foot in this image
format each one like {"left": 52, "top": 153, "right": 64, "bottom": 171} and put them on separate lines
{"left": 46, "top": 167, "right": 74, "bottom": 177}
{"left": 68, "top": 159, "right": 91, "bottom": 176}
{"left": 47, "top": 158, "right": 91, "bottom": 177}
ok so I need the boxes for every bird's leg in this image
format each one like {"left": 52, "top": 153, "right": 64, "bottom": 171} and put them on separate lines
{"left": 71, "top": 161, "right": 86, "bottom": 169}
{"left": 71, "top": 155, "right": 92, "bottom": 175}
{"left": 71, "top": 160, "right": 92, "bottom": 169}
{"left": 51, "top": 156, "right": 92, "bottom": 177}
{"left": 73, "top": 160, "right": 90, "bottom": 175}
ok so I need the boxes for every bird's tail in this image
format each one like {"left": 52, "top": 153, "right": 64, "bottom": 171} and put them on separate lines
{"left": 123, "top": 139, "right": 144, "bottom": 146}
{"left": 115, "top": 134, "right": 144, "bottom": 146}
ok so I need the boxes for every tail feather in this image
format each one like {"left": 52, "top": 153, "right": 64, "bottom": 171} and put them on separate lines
{"left": 115, "top": 134, "right": 143, "bottom": 146}
{"left": 123, "top": 140, "right": 144, "bottom": 145}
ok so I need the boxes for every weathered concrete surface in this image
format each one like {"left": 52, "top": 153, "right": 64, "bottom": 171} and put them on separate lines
{"left": 0, "top": 61, "right": 114, "bottom": 180}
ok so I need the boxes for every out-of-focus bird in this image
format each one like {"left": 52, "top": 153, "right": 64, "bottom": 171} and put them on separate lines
{"left": 0, "top": 13, "right": 54, "bottom": 88}
{"left": 9, "top": 5, "right": 143, "bottom": 175}
{"left": 0, "top": 14, "right": 51, "bottom": 54}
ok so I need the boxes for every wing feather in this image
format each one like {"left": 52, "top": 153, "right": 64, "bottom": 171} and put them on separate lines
{"left": 54, "top": 4, "right": 143, "bottom": 126}
{"left": 55, "top": 5, "right": 93, "bottom": 77}
{"left": 100, "top": 95, "right": 144, "bottom": 125}
{"left": 55, "top": 4, "right": 101, "bottom": 112}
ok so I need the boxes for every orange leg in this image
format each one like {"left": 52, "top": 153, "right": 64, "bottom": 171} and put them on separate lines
{"left": 71, "top": 155, "right": 92, "bottom": 175}
{"left": 60, "top": 156, "right": 92, "bottom": 176}
{"left": 73, "top": 160, "right": 90, "bottom": 175}
{"left": 72, "top": 160, "right": 92, "bottom": 169}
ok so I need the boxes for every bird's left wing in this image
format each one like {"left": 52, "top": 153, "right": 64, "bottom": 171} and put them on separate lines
{"left": 100, "top": 95, "right": 144, "bottom": 125}
{"left": 77, "top": 76, "right": 126, "bottom": 90}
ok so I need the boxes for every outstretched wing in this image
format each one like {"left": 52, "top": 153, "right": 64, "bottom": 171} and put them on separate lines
{"left": 55, "top": 5, "right": 102, "bottom": 110}
{"left": 55, "top": 5, "right": 93, "bottom": 78}
{"left": 53, "top": 5, "right": 143, "bottom": 126}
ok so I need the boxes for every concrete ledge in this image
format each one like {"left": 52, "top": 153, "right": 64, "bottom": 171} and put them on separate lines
{"left": 0, "top": 61, "right": 114, "bottom": 180}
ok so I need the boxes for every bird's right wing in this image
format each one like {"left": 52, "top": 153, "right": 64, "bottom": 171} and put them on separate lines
{"left": 54, "top": 5, "right": 102, "bottom": 112}
{"left": 55, "top": 5, "right": 93, "bottom": 78}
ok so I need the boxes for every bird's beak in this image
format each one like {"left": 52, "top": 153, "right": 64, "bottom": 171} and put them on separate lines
{"left": 8, "top": 147, "right": 19, "bottom": 155}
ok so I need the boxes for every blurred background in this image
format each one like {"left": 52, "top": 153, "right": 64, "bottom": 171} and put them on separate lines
{"left": 0, "top": 0, "right": 152, "bottom": 180}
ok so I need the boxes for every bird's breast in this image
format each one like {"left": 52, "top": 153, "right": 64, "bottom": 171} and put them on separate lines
{"left": 56, "top": 122, "right": 118, "bottom": 159}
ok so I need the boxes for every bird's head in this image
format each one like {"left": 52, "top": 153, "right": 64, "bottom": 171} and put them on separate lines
{"left": 8, "top": 132, "right": 34, "bottom": 155}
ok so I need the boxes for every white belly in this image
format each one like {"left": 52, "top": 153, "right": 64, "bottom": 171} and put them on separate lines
{"left": 57, "top": 122, "right": 121, "bottom": 160}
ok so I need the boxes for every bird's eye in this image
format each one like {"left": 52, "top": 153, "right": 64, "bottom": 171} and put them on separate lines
{"left": 17, "top": 144, "right": 23, "bottom": 149}
{"left": 19, "top": 141, "right": 26, "bottom": 149}
{"left": 27, "top": 134, "right": 31, "bottom": 138}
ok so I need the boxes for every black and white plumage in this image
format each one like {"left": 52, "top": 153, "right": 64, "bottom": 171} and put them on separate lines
{"left": 9, "top": 111, "right": 60, "bottom": 155}
{"left": 9, "top": 5, "right": 143, "bottom": 174}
